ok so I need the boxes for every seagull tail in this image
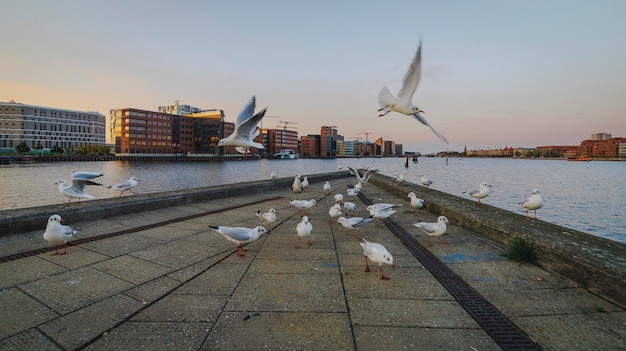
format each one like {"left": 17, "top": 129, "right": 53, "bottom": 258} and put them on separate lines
{"left": 208, "top": 225, "right": 219, "bottom": 231}
{"left": 378, "top": 86, "right": 395, "bottom": 108}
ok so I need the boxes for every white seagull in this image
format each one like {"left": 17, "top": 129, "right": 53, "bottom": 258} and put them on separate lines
{"left": 295, "top": 216, "right": 314, "bottom": 248}
{"left": 323, "top": 181, "right": 332, "bottom": 194}
{"left": 464, "top": 182, "right": 493, "bottom": 206}
{"left": 328, "top": 203, "right": 343, "bottom": 224}
{"left": 270, "top": 171, "right": 277, "bottom": 181}
{"left": 56, "top": 171, "right": 103, "bottom": 206}
{"left": 377, "top": 40, "right": 449, "bottom": 144}
{"left": 108, "top": 176, "right": 140, "bottom": 197}
{"left": 289, "top": 199, "right": 317, "bottom": 215}
{"left": 367, "top": 203, "right": 402, "bottom": 227}
{"left": 520, "top": 189, "right": 544, "bottom": 219}
{"left": 43, "top": 214, "right": 77, "bottom": 255}
{"left": 337, "top": 216, "right": 373, "bottom": 238}
{"left": 347, "top": 186, "right": 360, "bottom": 198}
{"left": 414, "top": 216, "right": 450, "bottom": 247}
{"left": 216, "top": 96, "right": 267, "bottom": 159}
{"left": 334, "top": 193, "right": 344, "bottom": 204}
{"left": 407, "top": 192, "right": 424, "bottom": 216}
{"left": 301, "top": 176, "right": 310, "bottom": 192}
{"left": 343, "top": 201, "right": 357, "bottom": 216}
{"left": 418, "top": 174, "right": 434, "bottom": 190}
{"left": 360, "top": 238, "right": 395, "bottom": 281}
{"left": 208, "top": 225, "right": 268, "bottom": 257}
{"left": 256, "top": 208, "right": 277, "bottom": 227}
{"left": 292, "top": 174, "right": 302, "bottom": 193}
{"left": 393, "top": 171, "right": 406, "bottom": 185}
{"left": 347, "top": 166, "right": 377, "bottom": 184}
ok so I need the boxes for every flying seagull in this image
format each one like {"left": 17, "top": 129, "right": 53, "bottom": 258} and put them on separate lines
{"left": 377, "top": 40, "right": 449, "bottom": 144}
{"left": 217, "top": 96, "right": 267, "bottom": 159}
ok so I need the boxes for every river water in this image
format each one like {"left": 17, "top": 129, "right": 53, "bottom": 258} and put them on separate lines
{"left": 0, "top": 157, "right": 624, "bottom": 243}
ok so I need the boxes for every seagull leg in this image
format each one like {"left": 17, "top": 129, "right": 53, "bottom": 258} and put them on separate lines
{"left": 427, "top": 236, "right": 433, "bottom": 247}
{"left": 60, "top": 242, "right": 68, "bottom": 255}
{"left": 236, "top": 244, "right": 246, "bottom": 257}
{"left": 437, "top": 236, "right": 449, "bottom": 245}
{"left": 525, "top": 209, "right": 529, "bottom": 218}
{"left": 295, "top": 237, "right": 301, "bottom": 249}
{"left": 51, "top": 243, "right": 60, "bottom": 256}
{"left": 534, "top": 210, "right": 538, "bottom": 220}
{"left": 307, "top": 239, "right": 312, "bottom": 246}
{"left": 379, "top": 266, "right": 390, "bottom": 281}
{"left": 364, "top": 256, "right": 371, "bottom": 272}
{"left": 118, "top": 191, "right": 124, "bottom": 198}
{"left": 377, "top": 105, "right": 389, "bottom": 112}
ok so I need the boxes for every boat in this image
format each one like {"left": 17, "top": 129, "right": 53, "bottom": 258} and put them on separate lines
{"left": 272, "top": 149, "right": 298, "bottom": 159}
{"left": 567, "top": 156, "right": 593, "bottom": 162}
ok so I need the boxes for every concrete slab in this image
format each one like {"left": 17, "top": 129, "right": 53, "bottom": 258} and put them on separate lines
{"left": 203, "top": 311, "right": 353, "bottom": 350}
{"left": 353, "top": 326, "right": 501, "bottom": 351}
{"left": 0, "top": 287, "right": 58, "bottom": 339}
{"left": 131, "top": 294, "right": 228, "bottom": 323}
{"left": 124, "top": 276, "right": 181, "bottom": 305}
{"left": 83, "top": 322, "right": 211, "bottom": 351}
{"left": 0, "top": 230, "right": 46, "bottom": 257}
{"left": 38, "top": 294, "right": 144, "bottom": 350}
{"left": 19, "top": 266, "right": 134, "bottom": 314}
{"left": 0, "top": 328, "right": 62, "bottom": 351}
{"left": 79, "top": 232, "right": 166, "bottom": 257}
{"left": 0, "top": 256, "right": 66, "bottom": 289}
{"left": 91, "top": 255, "right": 174, "bottom": 285}
{"left": 165, "top": 251, "right": 233, "bottom": 283}
{"left": 248, "top": 258, "right": 340, "bottom": 274}
{"left": 175, "top": 263, "right": 250, "bottom": 295}
{"left": 129, "top": 238, "right": 238, "bottom": 270}
{"left": 226, "top": 273, "right": 347, "bottom": 312}
{"left": 38, "top": 247, "right": 110, "bottom": 270}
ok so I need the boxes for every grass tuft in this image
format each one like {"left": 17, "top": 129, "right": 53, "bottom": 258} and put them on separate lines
{"left": 503, "top": 237, "right": 538, "bottom": 264}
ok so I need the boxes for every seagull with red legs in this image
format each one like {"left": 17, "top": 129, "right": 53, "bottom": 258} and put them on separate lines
{"left": 414, "top": 216, "right": 450, "bottom": 247}
{"left": 208, "top": 225, "right": 268, "bottom": 257}
{"left": 463, "top": 181, "right": 492, "bottom": 206}
{"left": 43, "top": 214, "right": 77, "bottom": 255}
{"left": 216, "top": 96, "right": 267, "bottom": 160}
{"left": 520, "top": 189, "right": 544, "bottom": 219}
{"left": 360, "top": 238, "right": 394, "bottom": 281}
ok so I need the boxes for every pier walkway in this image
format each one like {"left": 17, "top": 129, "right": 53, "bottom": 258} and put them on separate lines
{"left": 0, "top": 173, "right": 624, "bottom": 350}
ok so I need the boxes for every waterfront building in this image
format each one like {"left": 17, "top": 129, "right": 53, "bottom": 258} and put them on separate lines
{"left": 320, "top": 126, "right": 338, "bottom": 158}
{"left": 535, "top": 145, "right": 578, "bottom": 158}
{"left": 158, "top": 100, "right": 202, "bottom": 115}
{"left": 591, "top": 132, "right": 612, "bottom": 141}
{"left": 109, "top": 108, "right": 174, "bottom": 154}
{"left": 337, "top": 140, "right": 357, "bottom": 158}
{"left": 383, "top": 140, "right": 395, "bottom": 156}
{"left": 373, "top": 137, "right": 384, "bottom": 156}
{"left": 395, "top": 144, "right": 403, "bottom": 156}
{"left": 184, "top": 110, "right": 226, "bottom": 155}
{"left": 0, "top": 100, "right": 105, "bottom": 152}
{"left": 580, "top": 137, "right": 626, "bottom": 158}
{"left": 300, "top": 134, "right": 320, "bottom": 157}
{"left": 265, "top": 129, "right": 298, "bottom": 157}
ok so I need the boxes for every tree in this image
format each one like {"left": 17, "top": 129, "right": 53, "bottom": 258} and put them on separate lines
{"left": 15, "top": 142, "right": 30, "bottom": 154}
{"left": 34, "top": 142, "right": 43, "bottom": 154}
{"left": 51, "top": 144, "right": 63, "bottom": 154}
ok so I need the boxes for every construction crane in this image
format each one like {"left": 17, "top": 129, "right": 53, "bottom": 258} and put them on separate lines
{"left": 278, "top": 121, "right": 299, "bottom": 130}
{"left": 359, "top": 132, "right": 372, "bottom": 144}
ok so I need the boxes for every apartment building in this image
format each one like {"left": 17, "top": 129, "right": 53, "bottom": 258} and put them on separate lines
{"left": 265, "top": 129, "right": 298, "bottom": 156}
{"left": 0, "top": 101, "right": 105, "bottom": 151}
{"left": 109, "top": 108, "right": 174, "bottom": 154}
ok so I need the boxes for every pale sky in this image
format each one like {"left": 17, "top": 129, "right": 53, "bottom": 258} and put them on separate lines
{"left": 1, "top": 0, "right": 625, "bottom": 154}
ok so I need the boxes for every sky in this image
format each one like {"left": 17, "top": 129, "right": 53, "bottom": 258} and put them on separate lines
{"left": 1, "top": 0, "right": 625, "bottom": 154}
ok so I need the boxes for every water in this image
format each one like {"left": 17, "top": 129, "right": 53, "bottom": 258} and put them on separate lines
{"left": 0, "top": 158, "right": 624, "bottom": 243}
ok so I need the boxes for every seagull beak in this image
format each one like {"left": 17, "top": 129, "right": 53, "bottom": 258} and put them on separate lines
{"left": 60, "top": 218, "right": 66, "bottom": 224}
{"left": 391, "top": 264, "right": 396, "bottom": 270}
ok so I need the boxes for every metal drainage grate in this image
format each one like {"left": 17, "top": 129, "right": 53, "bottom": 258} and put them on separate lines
{"left": 0, "top": 196, "right": 284, "bottom": 263}
{"left": 359, "top": 192, "right": 542, "bottom": 351}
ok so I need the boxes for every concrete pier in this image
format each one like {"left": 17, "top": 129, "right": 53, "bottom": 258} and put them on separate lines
{"left": 0, "top": 171, "right": 624, "bottom": 350}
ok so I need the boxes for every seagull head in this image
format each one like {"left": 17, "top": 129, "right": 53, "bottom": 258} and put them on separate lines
{"left": 412, "top": 106, "right": 425, "bottom": 114}
{"left": 48, "top": 214, "right": 64, "bottom": 225}
{"left": 383, "top": 252, "right": 395, "bottom": 269}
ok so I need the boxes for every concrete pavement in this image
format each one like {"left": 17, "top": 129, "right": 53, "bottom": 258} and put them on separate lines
{"left": 1, "top": 174, "right": 624, "bottom": 350}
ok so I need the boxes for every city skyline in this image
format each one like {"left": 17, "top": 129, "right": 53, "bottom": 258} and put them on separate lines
{"left": 1, "top": 1, "right": 624, "bottom": 154}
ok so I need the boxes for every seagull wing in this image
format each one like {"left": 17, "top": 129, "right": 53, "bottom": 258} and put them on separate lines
{"left": 347, "top": 166, "right": 363, "bottom": 183}
{"left": 412, "top": 113, "right": 449, "bottom": 144}
{"left": 233, "top": 107, "right": 267, "bottom": 144}
{"left": 415, "top": 222, "right": 438, "bottom": 233}
{"left": 71, "top": 171, "right": 103, "bottom": 189}
{"left": 236, "top": 96, "right": 257, "bottom": 127}
{"left": 397, "top": 42, "right": 422, "bottom": 103}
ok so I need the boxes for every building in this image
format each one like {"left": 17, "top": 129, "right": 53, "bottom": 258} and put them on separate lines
{"left": 337, "top": 140, "right": 357, "bottom": 157}
{"left": 158, "top": 100, "right": 202, "bottom": 115}
{"left": 265, "top": 129, "right": 299, "bottom": 157}
{"left": 185, "top": 110, "right": 225, "bottom": 154}
{"left": 591, "top": 132, "right": 612, "bottom": 141}
{"left": 320, "top": 126, "right": 338, "bottom": 158}
{"left": 394, "top": 144, "right": 403, "bottom": 156}
{"left": 535, "top": 145, "right": 578, "bottom": 158}
{"left": 580, "top": 137, "right": 626, "bottom": 158}
{"left": 300, "top": 134, "right": 320, "bottom": 157}
{"left": 1, "top": 101, "right": 105, "bottom": 152}
{"left": 383, "top": 140, "right": 395, "bottom": 156}
{"left": 109, "top": 108, "right": 173, "bottom": 154}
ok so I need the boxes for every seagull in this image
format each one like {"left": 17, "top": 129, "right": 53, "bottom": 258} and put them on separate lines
{"left": 520, "top": 189, "right": 544, "bottom": 219}
{"left": 43, "top": 214, "right": 77, "bottom": 255}
{"left": 301, "top": 176, "right": 310, "bottom": 192}
{"left": 377, "top": 40, "right": 449, "bottom": 144}
{"left": 256, "top": 208, "right": 277, "bottom": 227}
{"left": 328, "top": 203, "right": 343, "bottom": 224}
{"left": 107, "top": 176, "right": 139, "bottom": 197}
{"left": 289, "top": 199, "right": 317, "bottom": 215}
{"left": 414, "top": 216, "right": 450, "bottom": 247}
{"left": 361, "top": 238, "right": 395, "bottom": 281}
{"left": 463, "top": 182, "right": 493, "bottom": 206}
{"left": 418, "top": 174, "right": 434, "bottom": 191}
{"left": 208, "top": 225, "right": 268, "bottom": 257}
{"left": 295, "top": 216, "right": 313, "bottom": 248}
{"left": 292, "top": 174, "right": 302, "bottom": 193}
{"left": 347, "top": 166, "right": 377, "bottom": 184}
{"left": 216, "top": 96, "right": 267, "bottom": 159}
{"left": 56, "top": 171, "right": 103, "bottom": 206}
{"left": 323, "top": 181, "right": 332, "bottom": 194}
{"left": 270, "top": 171, "right": 277, "bottom": 181}
{"left": 347, "top": 187, "right": 360, "bottom": 198}
{"left": 393, "top": 171, "right": 406, "bottom": 185}
{"left": 337, "top": 216, "right": 373, "bottom": 238}
{"left": 367, "top": 203, "right": 402, "bottom": 227}
{"left": 343, "top": 201, "right": 357, "bottom": 216}
{"left": 334, "top": 193, "right": 344, "bottom": 204}
{"left": 407, "top": 192, "right": 424, "bottom": 216}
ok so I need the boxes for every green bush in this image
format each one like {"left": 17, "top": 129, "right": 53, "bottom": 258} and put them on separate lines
{"left": 503, "top": 237, "right": 538, "bottom": 264}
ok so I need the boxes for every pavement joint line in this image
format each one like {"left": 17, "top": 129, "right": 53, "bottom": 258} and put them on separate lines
{"left": 358, "top": 190, "right": 543, "bottom": 351}
{"left": 0, "top": 196, "right": 285, "bottom": 263}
